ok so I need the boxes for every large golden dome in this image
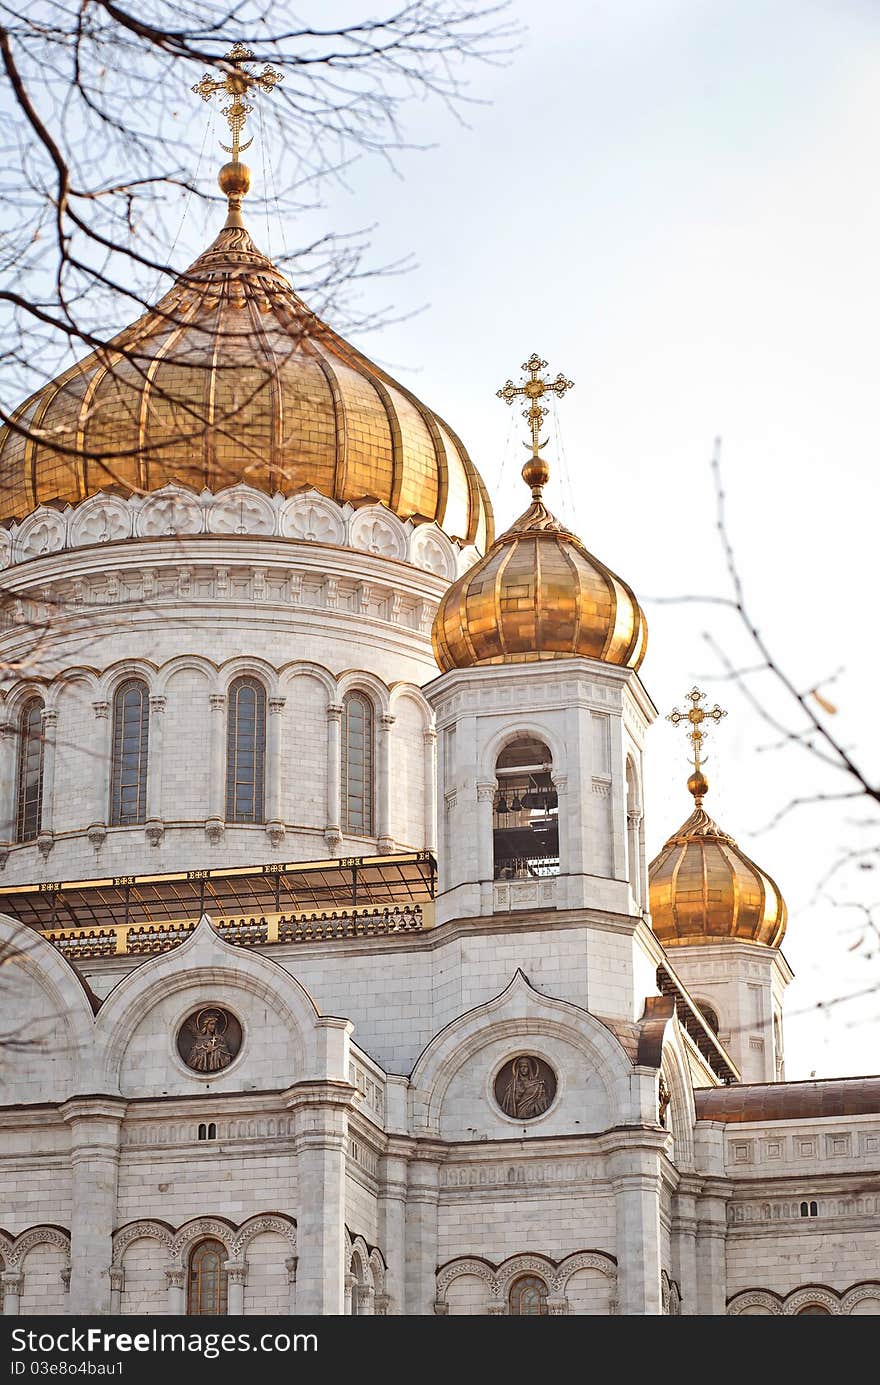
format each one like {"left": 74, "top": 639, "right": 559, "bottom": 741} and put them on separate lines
{"left": 648, "top": 772, "right": 787, "bottom": 948}
{"left": 0, "top": 220, "right": 492, "bottom": 549}
{"left": 431, "top": 473, "right": 647, "bottom": 673}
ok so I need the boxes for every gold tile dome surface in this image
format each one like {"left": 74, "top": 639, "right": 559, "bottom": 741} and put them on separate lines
{"left": 0, "top": 222, "right": 493, "bottom": 549}
{"left": 648, "top": 794, "right": 787, "bottom": 948}
{"left": 431, "top": 496, "right": 648, "bottom": 672}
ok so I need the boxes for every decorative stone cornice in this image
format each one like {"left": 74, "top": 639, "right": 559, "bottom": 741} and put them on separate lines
{"left": 0, "top": 484, "right": 483, "bottom": 580}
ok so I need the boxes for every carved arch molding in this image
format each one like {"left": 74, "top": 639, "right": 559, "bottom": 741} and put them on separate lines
{"left": 728, "top": 1282, "right": 880, "bottom": 1315}
{"left": 435, "top": 1250, "right": 618, "bottom": 1315}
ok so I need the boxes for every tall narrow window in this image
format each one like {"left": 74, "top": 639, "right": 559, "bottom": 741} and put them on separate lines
{"left": 109, "top": 680, "right": 149, "bottom": 826}
{"left": 341, "top": 693, "right": 373, "bottom": 836}
{"left": 493, "top": 736, "right": 558, "bottom": 880}
{"left": 226, "top": 677, "right": 266, "bottom": 823}
{"left": 16, "top": 697, "right": 44, "bottom": 843}
{"left": 508, "top": 1275, "right": 549, "bottom": 1316}
{"left": 187, "top": 1239, "right": 228, "bottom": 1315}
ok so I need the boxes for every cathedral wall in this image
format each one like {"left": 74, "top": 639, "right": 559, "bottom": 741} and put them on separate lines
{"left": 119, "top": 1238, "right": 167, "bottom": 1316}
{"left": 0, "top": 532, "right": 446, "bottom": 884}
{"left": 345, "top": 1171, "right": 379, "bottom": 1245}
{"left": 436, "top": 1031, "right": 612, "bottom": 1140}
{"left": 115, "top": 1146, "right": 297, "bottom": 1228}
{"left": 281, "top": 672, "right": 329, "bottom": 834}
{"left": 242, "top": 1231, "right": 294, "bottom": 1315}
{"left": 115, "top": 981, "right": 304, "bottom": 1100}
{"left": 389, "top": 693, "right": 428, "bottom": 849}
{"left": 0, "top": 970, "right": 79, "bottom": 1107}
{"left": 18, "top": 1243, "right": 68, "bottom": 1316}
{"left": 0, "top": 1156, "right": 73, "bottom": 1235}
{"left": 162, "top": 666, "right": 212, "bottom": 823}
{"left": 66, "top": 916, "right": 647, "bottom": 1084}
{"left": 726, "top": 1224, "right": 880, "bottom": 1298}
{"left": 437, "top": 1184, "right": 616, "bottom": 1265}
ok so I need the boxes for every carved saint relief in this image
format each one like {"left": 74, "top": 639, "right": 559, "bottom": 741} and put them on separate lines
{"left": 177, "top": 1008, "right": 242, "bottom": 1073}
{"left": 494, "top": 1055, "right": 557, "bottom": 1120}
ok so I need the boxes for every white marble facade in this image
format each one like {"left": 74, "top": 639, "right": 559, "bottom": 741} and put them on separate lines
{"left": 0, "top": 485, "right": 878, "bottom": 1317}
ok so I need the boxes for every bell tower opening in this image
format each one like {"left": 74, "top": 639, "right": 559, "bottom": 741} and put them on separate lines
{"left": 493, "top": 736, "right": 559, "bottom": 880}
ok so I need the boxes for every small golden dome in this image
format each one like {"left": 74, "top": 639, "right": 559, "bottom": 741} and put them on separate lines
{"left": 0, "top": 219, "right": 492, "bottom": 549}
{"left": 431, "top": 489, "right": 647, "bottom": 673}
{"left": 648, "top": 775, "right": 787, "bottom": 948}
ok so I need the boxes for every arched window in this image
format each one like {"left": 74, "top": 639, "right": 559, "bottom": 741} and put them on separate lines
{"left": 508, "top": 1275, "right": 549, "bottom": 1316}
{"left": 626, "top": 756, "right": 643, "bottom": 903}
{"left": 341, "top": 692, "right": 373, "bottom": 836}
{"left": 109, "top": 679, "right": 149, "bottom": 826}
{"left": 493, "top": 736, "right": 558, "bottom": 879}
{"left": 187, "top": 1239, "right": 228, "bottom": 1315}
{"left": 226, "top": 677, "right": 266, "bottom": 824}
{"left": 16, "top": 697, "right": 45, "bottom": 843}
{"left": 796, "top": 1304, "right": 831, "bottom": 1315}
{"left": 698, "top": 1003, "right": 720, "bottom": 1035}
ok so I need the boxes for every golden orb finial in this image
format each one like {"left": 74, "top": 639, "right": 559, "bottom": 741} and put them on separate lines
{"left": 667, "top": 687, "right": 727, "bottom": 806}
{"left": 192, "top": 43, "right": 283, "bottom": 227}
{"left": 496, "top": 353, "right": 574, "bottom": 499}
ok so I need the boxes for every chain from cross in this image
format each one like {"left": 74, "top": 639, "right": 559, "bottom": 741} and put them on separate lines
{"left": 496, "top": 353, "right": 574, "bottom": 458}
{"left": 192, "top": 43, "right": 283, "bottom": 161}
{"left": 667, "top": 687, "right": 727, "bottom": 772}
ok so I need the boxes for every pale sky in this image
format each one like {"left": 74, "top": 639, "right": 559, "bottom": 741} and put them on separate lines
{"left": 180, "top": 1, "right": 880, "bottom": 1078}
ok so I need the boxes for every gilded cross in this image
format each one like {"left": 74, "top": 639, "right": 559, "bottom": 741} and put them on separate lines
{"left": 667, "top": 688, "right": 727, "bottom": 773}
{"left": 192, "top": 43, "right": 283, "bottom": 161}
{"left": 496, "top": 354, "right": 574, "bottom": 459}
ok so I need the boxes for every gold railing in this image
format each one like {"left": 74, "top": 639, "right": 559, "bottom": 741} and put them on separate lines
{"left": 43, "top": 901, "right": 430, "bottom": 961}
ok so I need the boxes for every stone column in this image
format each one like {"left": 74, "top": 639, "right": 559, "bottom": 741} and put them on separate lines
{"left": 627, "top": 810, "right": 642, "bottom": 908}
{"left": 145, "top": 695, "right": 166, "bottom": 846}
{"left": 109, "top": 1266, "right": 124, "bottom": 1315}
{"left": 226, "top": 1262, "right": 247, "bottom": 1315}
{"left": 356, "top": 1283, "right": 375, "bottom": 1315}
{"left": 423, "top": 728, "right": 437, "bottom": 854}
{"left": 285, "top": 1256, "right": 297, "bottom": 1314}
{"left": 1, "top": 1270, "right": 22, "bottom": 1315}
{"left": 205, "top": 693, "right": 226, "bottom": 843}
{"left": 607, "top": 1137, "right": 665, "bottom": 1315}
{"left": 87, "top": 700, "right": 111, "bottom": 850}
{"left": 37, "top": 706, "right": 58, "bottom": 855}
{"left": 343, "top": 1275, "right": 354, "bottom": 1316}
{"left": 289, "top": 1083, "right": 356, "bottom": 1314}
{"left": 324, "top": 703, "right": 342, "bottom": 853}
{"left": 378, "top": 1152, "right": 408, "bottom": 1315}
{"left": 165, "top": 1267, "right": 185, "bottom": 1314}
{"left": 696, "top": 1189, "right": 728, "bottom": 1315}
{"left": 265, "top": 696, "right": 286, "bottom": 847}
{"left": 404, "top": 1155, "right": 441, "bottom": 1316}
{"left": 0, "top": 721, "right": 17, "bottom": 851}
{"left": 672, "top": 1180, "right": 700, "bottom": 1315}
{"left": 376, "top": 713, "right": 395, "bottom": 851}
{"left": 61, "top": 1097, "right": 126, "bottom": 1314}
{"left": 476, "top": 782, "right": 495, "bottom": 914}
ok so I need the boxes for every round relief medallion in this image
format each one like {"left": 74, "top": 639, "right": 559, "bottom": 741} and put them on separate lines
{"left": 494, "top": 1054, "right": 557, "bottom": 1120}
{"left": 177, "top": 1007, "right": 243, "bottom": 1073}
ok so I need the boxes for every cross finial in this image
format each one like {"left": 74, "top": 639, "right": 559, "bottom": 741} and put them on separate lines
{"left": 496, "top": 353, "right": 574, "bottom": 500}
{"left": 667, "top": 687, "right": 727, "bottom": 805}
{"left": 192, "top": 44, "right": 283, "bottom": 226}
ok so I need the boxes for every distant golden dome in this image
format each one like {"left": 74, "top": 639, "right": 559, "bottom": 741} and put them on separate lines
{"left": 648, "top": 778, "right": 787, "bottom": 948}
{"left": 431, "top": 486, "right": 647, "bottom": 673}
{"left": 0, "top": 220, "right": 492, "bottom": 550}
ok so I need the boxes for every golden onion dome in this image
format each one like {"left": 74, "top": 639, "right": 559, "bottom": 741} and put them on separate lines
{"left": 0, "top": 208, "right": 492, "bottom": 550}
{"left": 431, "top": 446, "right": 647, "bottom": 672}
{"left": 648, "top": 770, "right": 787, "bottom": 948}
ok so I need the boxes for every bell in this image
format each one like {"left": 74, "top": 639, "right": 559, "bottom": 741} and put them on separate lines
{"left": 511, "top": 794, "right": 523, "bottom": 812}
{"left": 495, "top": 793, "right": 508, "bottom": 814}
